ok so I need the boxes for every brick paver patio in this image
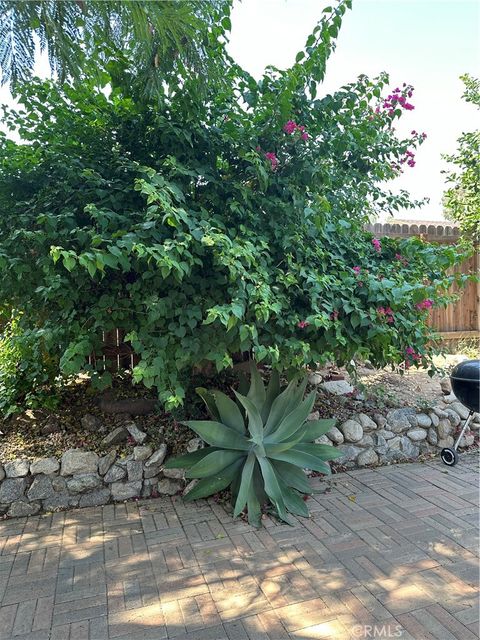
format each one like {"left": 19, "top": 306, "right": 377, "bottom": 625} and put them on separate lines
{"left": 0, "top": 455, "right": 478, "bottom": 640}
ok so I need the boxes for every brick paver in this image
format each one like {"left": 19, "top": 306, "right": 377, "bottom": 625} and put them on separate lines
{"left": 0, "top": 455, "right": 478, "bottom": 639}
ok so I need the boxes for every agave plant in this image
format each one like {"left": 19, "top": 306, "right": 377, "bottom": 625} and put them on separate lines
{"left": 164, "top": 365, "right": 341, "bottom": 526}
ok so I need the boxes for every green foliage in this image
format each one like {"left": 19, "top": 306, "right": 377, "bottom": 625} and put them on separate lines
{"left": 0, "top": 1, "right": 468, "bottom": 413}
{"left": 165, "top": 365, "right": 340, "bottom": 526}
{"left": 443, "top": 75, "right": 480, "bottom": 243}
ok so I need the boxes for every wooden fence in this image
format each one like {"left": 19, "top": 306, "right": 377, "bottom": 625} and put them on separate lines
{"left": 367, "top": 221, "right": 479, "bottom": 344}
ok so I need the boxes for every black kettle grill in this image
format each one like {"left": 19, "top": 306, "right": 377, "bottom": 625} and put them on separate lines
{"left": 441, "top": 359, "right": 480, "bottom": 466}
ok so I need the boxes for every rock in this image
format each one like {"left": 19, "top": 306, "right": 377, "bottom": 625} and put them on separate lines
{"left": 326, "top": 426, "right": 344, "bottom": 444}
{"left": 444, "top": 409, "right": 461, "bottom": 428}
{"left": 0, "top": 478, "right": 26, "bottom": 502}
{"left": 432, "top": 407, "right": 449, "bottom": 419}
{"left": 157, "top": 478, "right": 182, "bottom": 495}
{"left": 334, "top": 445, "right": 362, "bottom": 464}
{"left": 427, "top": 428, "right": 438, "bottom": 446}
{"left": 416, "top": 414, "right": 432, "bottom": 428}
{"left": 187, "top": 438, "right": 204, "bottom": 453}
{"left": 438, "top": 419, "right": 453, "bottom": 439}
{"left": 43, "top": 493, "right": 77, "bottom": 511}
{"left": 406, "top": 428, "right": 428, "bottom": 442}
{"left": 141, "top": 479, "right": 155, "bottom": 498}
{"left": 440, "top": 377, "right": 452, "bottom": 394}
{"left": 30, "top": 457, "right": 59, "bottom": 475}
{"left": 374, "top": 433, "right": 388, "bottom": 448}
{"left": 101, "top": 426, "right": 128, "bottom": 446}
{"left": 115, "top": 456, "right": 132, "bottom": 469}
{"left": 358, "top": 434, "right": 374, "bottom": 447}
{"left": 373, "top": 414, "right": 387, "bottom": 428}
{"left": 401, "top": 436, "right": 419, "bottom": 458}
{"left": 339, "top": 420, "right": 363, "bottom": 443}
{"left": 4, "top": 459, "right": 29, "bottom": 478}
{"left": 437, "top": 436, "right": 454, "bottom": 448}
{"left": 357, "top": 449, "right": 379, "bottom": 467}
{"left": 145, "top": 444, "right": 167, "bottom": 468}
{"left": 320, "top": 380, "right": 354, "bottom": 396}
{"left": 162, "top": 467, "right": 185, "bottom": 480}
{"left": 307, "top": 411, "right": 320, "bottom": 422}
{"left": 41, "top": 416, "right": 61, "bottom": 435}
{"left": 315, "top": 435, "right": 331, "bottom": 445}
{"left": 111, "top": 481, "right": 142, "bottom": 501}
{"left": 104, "top": 465, "right": 127, "bottom": 483}
{"left": 0, "top": 466, "right": 4, "bottom": 482}
{"left": 127, "top": 460, "right": 143, "bottom": 482}
{"left": 52, "top": 477, "right": 67, "bottom": 492}
{"left": 450, "top": 402, "right": 470, "bottom": 420}
{"left": 8, "top": 501, "right": 40, "bottom": 518}
{"left": 356, "top": 414, "right": 377, "bottom": 431}
{"left": 144, "top": 466, "right": 163, "bottom": 480}
{"left": 471, "top": 421, "right": 480, "bottom": 431}
{"left": 98, "top": 451, "right": 116, "bottom": 476}
{"left": 458, "top": 434, "right": 475, "bottom": 448}
{"left": 308, "top": 372, "right": 323, "bottom": 385}
{"left": 81, "top": 414, "right": 103, "bottom": 431}
{"left": 133, "top": 446, "right": 152, "bottom": 462}
{"left": 67, "top": 474, "right": 102, "bottom": 495}
{"left": 381, "top": 430, "right": 395, "bottom": 440}
{"left": 125, "top": 422, "right": 147, "bottom": 445}
{"left": 429, "top": 413, "right": 440, "bottom": 427}
{"left": 79, "top": 488, "right": 111, "bottom": 508}
{"left": 388, "top": 436, "right": 401, "bottom": 450}
{"left": 27, "top": 475, "right": 54, "bottom": 501}
{"left": 183, "top": 479, "right": 198, "bottom": 496}
{"left": 386, "top": 408, "right": 417, "bottom": 433}
{"left": 61, "top": 449, "right": 99, "bottom": 476}
{"left": 443, "top": 393, "right": 456, "bottom": 404}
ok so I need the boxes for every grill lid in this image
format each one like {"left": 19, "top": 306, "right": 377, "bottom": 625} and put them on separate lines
{"left": 450, "top": 359, "right": 480, "bottom": 383}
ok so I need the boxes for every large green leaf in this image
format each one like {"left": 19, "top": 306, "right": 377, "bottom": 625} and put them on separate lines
{"left": 271, "top": 460, "right": 312, "bottom": 494}
{"left": 261, "top": 369, "right": 280, "bottom": 423}
{"left": 213, "top": 390, "right": 246, "bottom": 434}
{"left": 187, "top": 449, "right": 245, "bottom": 478}
{"left": 247, "top": 481, "right": 262, "bottom": 528}
{"left": 183, "top": 458, "right": 243, "bottom": 502}
{"left": 265, "top": 392, "right": 315, "bottom": 443}
{"left": 277, "top": 476, "right": 310, "bottom": 518}
{"left": 258, "top": 456, "right": 288, "bottom": 522}
{"left": 293, "top": 442, "right": 342, "bottom": 461}
{"left": 301, "top": 419, "right": 336, "bottom": 442}
{"left": 269, "top": 448, "right": 332, "bottom": 474}
{"left": 263, "top": 379, "right": 298, "bottom": 436}
{"left": 264, "top": 425, "right": 308, "bottom": 454}
{"left": 164, "top": 447, "right": 219, "bottom": 469}
{"left": 182, "top": 420, "right": 250, "bottom": 450}
{"left": 233, "top": 451, "right": 255, "bottom": 517}
{"left": 247, "top": 362, "right": 266, "bottom": 412}
{"left": 196, "top": 387, "right": 220, "bottom": 420}
{"left": 233, "top": 392, "right": 264, "bottom": 443}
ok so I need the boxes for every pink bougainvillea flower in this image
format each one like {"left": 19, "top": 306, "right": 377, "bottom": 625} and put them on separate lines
{"left": 377, "top": 307, "right": 386, "bottom": 315}
{"left": 352, "top": 266, "right": 361, "bottom": 274}
{"left": 405, "top": 346, "right": 416, "bottom": 355}
{"left": 330, "top": 310, "right": 339, "bottom": 320}
{"left": 416, "top": 299, "right": 433, "bottom": 310}
{"left": 283, "top": 120, "right": 297, "bottom": 134}
{"left": 265, "top": 152, "right": 278, "bottom": 170}
{"left": 372, "top": 238, "right": 382, "bottom": 253}
{"left": 301, "top": 132, "right": 309, "bottom": 140}
{"left": 297, "top": 320, "right": 310, "bottom": 328}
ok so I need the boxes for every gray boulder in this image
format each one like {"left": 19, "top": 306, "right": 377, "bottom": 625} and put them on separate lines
{"left": 386, "top": 408, "right": 417, "bottom": 433}
{"left": 427, "top": 428, "right": 438, "bottom": 446}
{"left": 356, "top": 413, "right": 377, "bottom": 431}
{"left": 104, "top": 465, "right": 126, "bottom": 483}
{"left": 81, "top": 414, "right": 103, "bottom": 431}
{"left": 101, "top": 426, "right": 128, "bottom": 446}
{"left": 326, "top": 426, "right": 344, "bottom": 444}
{"left": 111, "top": 481, "right": 142, "bottom": 501}
{"left": 339, "top": 420, "right": 363, "bottom": 443}
{"left": 373, "top": 414, "right": 387, "bottom": 428}
{"left": 357, "top": 434, "right": 374, "bottom": 447}
{"left": 315, "top": 435, "right": 331, "bottom": 445}
{"left": 444, "top": 409, "right": 461, "bottom": 428}
{"left": 357, "top": 449, "right": 379, "bottom": 467}
{"left": 450, "top": 402, "right": 470, "bottom": 420}
{"left": 30, "top": 457, "right": 59, "bottom": 475}
{"left": 429, "top": 412, "right": 440, "bottom": 427}
{"left": 334, "top": 445, "right": 362, "bottom": 465}
{"left": 416, "top": 414, "right": 432, "bottom": 428}
{"left": 27, "top": 475, "right": 54, "bottom": 501}
{"left": 79, "top": 488, "right": 111, "bottom": 508}
{"left": 0, "top": 465, "right": 4, "bottom": 482}
{"left": 432, "top": 406, "right": 449, "bottom": 419}
{"left": 125, "top": 422, "right": 147, "bottom": 445}
{"left": 381, "top": 430, "right": 395, "bottom": 440}
{"left": 162, "top": 467, "right": 185, "bottom": 480}
{"left": 0, "top": 478, "right": 26, "bottom": 502}
{"left": 307, "top": 411, "right": 320, "bottom": 422}
{"left": 438, "top": 420, "right": 453, "bottom": 439}
{"left": 186, "top": 438, "right": 204, "bottom": 453}
{"left": 308, "top": 372, "right": 323, "bottom": 385}
{"left": 67, "top": 473, "right": 102, "bottom": 494}
{"left": 145, "top": 444, "right": 167, "bottom": 468}
{"left": 320, "top": 380, "right": 354, "bottom": 396}
{"left": 157, "top": 478, "right": 182, "bottom": 495}
{"left": 43, "top": 493, "right": 77, "bottom": 511}
{"left": 437, "top": 436, "right": 454, "bottom": 448}
{"left": 458, "top": 434, "right": 475, "bottom": 448}
{"left": 98, "top": 451, "right": 116, "bottom": 476}
{"left": 8, "top": 501, "right": 40, "bottom": 518}
{"left": 52, "top": 476, "right": 67, "bottom": 492}
{"left": 61, "top": 449, "right": 99, "bottom": 476}
{"left": 401, "top": 436, "right": 419, "bottom": 458}
{"left": 4, "top": 459, "right": 29, "bottom": 478}
{"left": 133, "top": 446, "right": 152, "bottom": 461}
{"left": 127, "top": 460, "right": 143, "bottom": 482}
{"left": 406, "top": 428, "right": 427, "bottom": 442}
{"left": 443, "top": 393, "right": 456, "bottom": 404}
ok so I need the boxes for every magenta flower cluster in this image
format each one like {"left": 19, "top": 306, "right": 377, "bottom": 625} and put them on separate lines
{"left": 264, "top": 151, "right": 279, "bottom": 170}
{"left": 377, "top": 306, "right": 394, "bottom": 323}
{"left": 395, "top": 253, "right": 409, "bottom": 266}
{"left": 415, "top": 299, "right": 433, "bottom": 311}
{"left": 283, "top": 120, "right": 309, "bottom": 140}
{"left": 297, "top": 320, "right": 310, "bottom": 329}
{"left": 380, "top": 85, "right": 415, "bottom": 115}
{"left": 405, "top": 346, "right": 422, "bottom": 367}
{"left": 372, "top": 238, "right": 381, "bottom": 253}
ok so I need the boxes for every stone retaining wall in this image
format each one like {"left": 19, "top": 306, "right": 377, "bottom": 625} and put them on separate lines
{"left": 0, "top": 395, "right": 477, "bottom": 518}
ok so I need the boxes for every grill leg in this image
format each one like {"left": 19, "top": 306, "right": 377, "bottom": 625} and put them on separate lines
{"left": 453, "top": 411, "right": 474, "bottom": 451}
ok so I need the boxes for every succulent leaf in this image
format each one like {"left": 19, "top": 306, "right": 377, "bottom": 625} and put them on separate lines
{"left": 196, "top": 387, "right": 220, "bottom": 420}
{"left": 266, "top": 391, "right": 315, "bottom": 442}
{"left": 183, "top": 458, "right": 243, "bottom": 501}
{"left": 187, "top": 450, "right": 244, "bottom": 478}
{"left": 247, "top": 361, "right": 266, "bottom": 411}
{"left": 233, "top": 392, "right": 264, "bottom": 443}
{"left": 261, "top": 369, "right": 280, "bottom": 423}
{"left": 182, "top": 420, "right": 250, "bottom": 450}
{"left": 233, "top": 451, "right": 256, "bottom": 517}
{"left": 164, "top": 447, "right": 217, "bottom": 469}
{"left": 212, "top": 390, "right": 246, "bottom": 434}
{"left": 302, "top": 419, "right": 336, "bottom": 441}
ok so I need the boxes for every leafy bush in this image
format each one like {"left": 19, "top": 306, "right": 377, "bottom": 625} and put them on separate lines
{"left": 0, "top": 1, "right": 468, "bottom": 412}
{"left": 165, "top": 365, "right": 339, "bottom": 525}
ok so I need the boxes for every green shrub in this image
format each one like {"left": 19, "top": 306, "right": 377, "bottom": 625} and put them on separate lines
{"left": 165, "top": 365, "right": 340, "bottom": 525}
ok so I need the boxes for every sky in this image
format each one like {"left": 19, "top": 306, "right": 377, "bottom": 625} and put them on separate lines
{"left": 227, "top": 0, "right": 479, "bottom": 221}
